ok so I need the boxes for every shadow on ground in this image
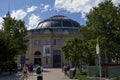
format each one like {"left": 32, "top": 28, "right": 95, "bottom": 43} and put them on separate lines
{"left": 0, "top": 73, "right": 21, "bottom": 80}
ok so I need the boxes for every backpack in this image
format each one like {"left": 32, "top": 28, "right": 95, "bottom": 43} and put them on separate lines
{"left": 36, "top": 67, "right": 41, "bottom": 74}
{"left": 23, "top": 67, "right": 27, "bottom": 74}
{"left": 24, "top": 70, "right": 27, "bottom": 74}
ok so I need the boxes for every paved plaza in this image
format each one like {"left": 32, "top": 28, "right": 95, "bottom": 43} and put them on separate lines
{"left": 0, "top": 68, "right": 78, "bottom": 80}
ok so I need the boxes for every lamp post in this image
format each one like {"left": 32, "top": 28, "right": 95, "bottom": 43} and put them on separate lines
{"left": 96, "top": 38, "right": 102, "bottom": 80}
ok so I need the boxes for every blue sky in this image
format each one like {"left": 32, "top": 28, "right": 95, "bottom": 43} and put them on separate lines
{"left": 0, "top": 0, "right": 120, "bottom": 30}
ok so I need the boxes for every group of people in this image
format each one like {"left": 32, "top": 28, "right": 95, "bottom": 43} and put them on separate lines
{"left": 61, "top": 63, "right": 76, "bottom": 77}
{"left": 21, "top": 63, "right": 43, "bottom": 80}
{"left": 61, "top": 64, "right": 70, "bottom": 76}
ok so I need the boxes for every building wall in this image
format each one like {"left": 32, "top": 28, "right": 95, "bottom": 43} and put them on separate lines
{"left": 25, "top": 29, "right": 79, "bottom": 67}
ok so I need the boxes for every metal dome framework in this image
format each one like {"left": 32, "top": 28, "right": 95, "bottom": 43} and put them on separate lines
{"left": 29, "top": 15, "right": 80, "bottom": 34}
{"left": 36, "top": 15, "right": 80, "bottom": 29}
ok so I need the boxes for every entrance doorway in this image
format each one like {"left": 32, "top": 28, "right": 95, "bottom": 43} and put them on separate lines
{"left": 20, "top": 54, "right": 25, "bottom": 66}
{"left": 34, "top": 51, "right": 41, "bottom": 65}
{"left": 53, "top": 50, "right": 61, "bottom": 68}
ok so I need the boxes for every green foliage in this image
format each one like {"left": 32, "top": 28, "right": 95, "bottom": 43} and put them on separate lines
{"left": 0, "top": 15, "right": 28, "bottom": 70}
{"left": 3, "top": 16, "right": 28, "bottom": 54}
{"left": 3, "top": 17, "right": 28, "bottom": 53}
{"left": 62, "top": 0, "right": 120, "bottom": 65}
{"left": 75, "top": 68, "right": 99, "bottom": 80}
{"left": 62, "top": 37, "right": 86, "bottom": 63}
{"left": 111, "top": 77, "right": 120, "bottom": 80}
{"left": 86, "top": 0, "right": 120, "bottom": 64}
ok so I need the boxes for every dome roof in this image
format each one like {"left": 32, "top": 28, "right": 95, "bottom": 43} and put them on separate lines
{"left": 36, "top": 15, "right": 80, "bottom": 29}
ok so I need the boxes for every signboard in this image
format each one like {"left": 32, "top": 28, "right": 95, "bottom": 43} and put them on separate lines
{"left": 43, "top": 44, "right": 51, "bottom": 57}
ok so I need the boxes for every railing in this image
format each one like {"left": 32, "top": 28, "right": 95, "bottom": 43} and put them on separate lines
{"left": 87, "top": 65, "right": 120, "bottom": 79}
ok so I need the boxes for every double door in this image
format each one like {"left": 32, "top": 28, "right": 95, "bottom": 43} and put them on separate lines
{"left": 53, "top": 50, "right": 61, "bottom": 68}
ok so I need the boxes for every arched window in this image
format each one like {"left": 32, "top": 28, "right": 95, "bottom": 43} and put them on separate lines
{"left": 34, "top": 51, "right": 41, "bottom": 58}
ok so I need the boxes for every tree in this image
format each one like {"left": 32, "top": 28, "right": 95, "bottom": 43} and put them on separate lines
{"left": 79, "top": 26, "right": 98, "bottom": 65}
{"left": 85, "top": 0, "right": 120, "bottom": 64}
{"left": 62, "top": 37, "right": 87, "bottom": 67}
{"left": 0, "top": 14, "right": 28, "bottom": 71}
{"left": 62, "top": 0, "right": 120, "bottom": 66}
{"left": 0, "top": 30, "right": 13, "bottom": 70}
{"left": 3, "top": 15, "right": 28, "bottom": 55}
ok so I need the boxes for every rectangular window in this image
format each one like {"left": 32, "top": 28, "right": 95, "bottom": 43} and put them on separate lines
{"left": 46, "top": 58, "right": 48, "bottom": 64}
{"left": 53, "top": 39, "right": 60, "bottom": 45}
{"left": 53, "top": 50, "right": 61, "bottom": 55}
{"left": 53, "top": 39, "right": 56, "bottom": 45}
{"left": 34, "top": 40, "right": 41, "bottom": 46}
{"left": 52, "top": 29, "right": 63, "bottom": 33}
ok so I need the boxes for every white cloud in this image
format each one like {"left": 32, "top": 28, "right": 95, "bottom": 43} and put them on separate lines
{"left": 41, "top": 4, "right": 44, "bottom": 6}
{"left": 44, "top": 5, "right": 50, "bottom": 10}
{"left": 113, "top": 0, "right": 120, "bottom": 3}
{"left": 0, "top": 17, "right": 4, "bottom": 29}
{"left": 41, "top": 4, "right": 50, "bottom": 13}
{"left": 55, "top": 0, "right": 120, "bottom": 18}
{"left": 27, "top": 6, "right": 37, "bottom": 13}
{"left": 0, "top": 17, "right": 3, "bottom": 24}
{"left": 11, "top": 9, "right": 27, "bottom": 20}
{"left": 28, "top": 14, "right": 40, "bottom": 30}
{"left": 113, "top": 0, "right": 120, "bottom": 6}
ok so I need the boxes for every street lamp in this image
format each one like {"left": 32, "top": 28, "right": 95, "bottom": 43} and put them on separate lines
{"left": 96, "top": 38, "right": 102, "bottom": 80}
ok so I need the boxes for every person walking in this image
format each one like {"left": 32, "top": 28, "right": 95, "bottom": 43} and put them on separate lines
{"left": 29, "top": 63, "right": 33, "bottom": 75}
{"left": 64, "top": 64, "right": 68, "bottom": 76}
{"left": 21, "top": 64, "right": 29, "bottom": 80}
{"left": 36, "top": 64, "right": 43, "bottom": 80}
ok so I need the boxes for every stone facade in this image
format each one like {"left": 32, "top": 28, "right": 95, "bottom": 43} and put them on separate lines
{"left": 18, "top": 15, "right": 80, "bottom": 68}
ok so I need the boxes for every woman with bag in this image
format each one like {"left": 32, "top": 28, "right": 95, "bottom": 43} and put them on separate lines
{"left": 21, "top": 64, "right": 29, "bottom": 80}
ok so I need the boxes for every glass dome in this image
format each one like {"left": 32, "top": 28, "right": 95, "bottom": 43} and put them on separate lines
{"left": 36, "top": 15, "right": 80, "bottom": 29}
